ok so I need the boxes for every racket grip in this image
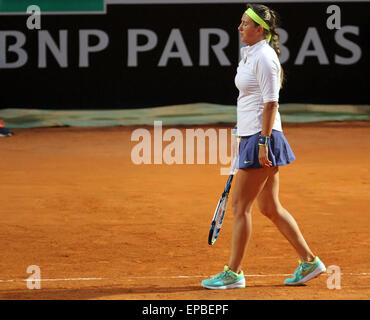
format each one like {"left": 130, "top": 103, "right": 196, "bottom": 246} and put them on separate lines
{"left": 230, "top": 155, "right": 239, "bottom": 175}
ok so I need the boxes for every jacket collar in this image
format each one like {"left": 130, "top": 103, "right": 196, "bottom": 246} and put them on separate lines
{"left": 241, "top": 39, "right": 267, "bottom": 60}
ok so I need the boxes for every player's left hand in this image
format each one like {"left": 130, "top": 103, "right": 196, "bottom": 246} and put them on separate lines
{"left": 258, "top": 145, "right": 272, "bottom": 167}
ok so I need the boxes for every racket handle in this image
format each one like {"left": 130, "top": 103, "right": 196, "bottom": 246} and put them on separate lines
{"left": 230, "top": 156, "right": 239, "bottom": 175}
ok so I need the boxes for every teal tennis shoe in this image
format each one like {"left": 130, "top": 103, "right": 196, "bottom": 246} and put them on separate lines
{"left": 284, "top": 256, "right": 326, "bottom": 286}
{"left": 201, "top": 266, "right": 245, "bottom": 289}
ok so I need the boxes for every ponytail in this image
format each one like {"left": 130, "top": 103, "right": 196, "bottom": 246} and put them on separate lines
{"left": 246, "top": 4, "right": 285, "bottom": 87}
{"left": 268, "top": 9, "right": 284, "bottom": 87}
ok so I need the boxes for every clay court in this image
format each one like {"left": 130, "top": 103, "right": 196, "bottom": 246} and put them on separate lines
{"left": 0, "top": 122, "right": 369, "bottom": 300}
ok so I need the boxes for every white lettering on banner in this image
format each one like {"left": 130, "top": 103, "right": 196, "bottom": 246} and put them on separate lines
{"left": 130, "top": 28, "right": 231, "bottom": 67}
{"left": 295, "top": 27, "right": 329, "bottom": 65}
{"left": 39, "top": 30, "right": 68, "bottom": 68}
{"left": 0, "top": 31, "right": 28, "bottom": 68}
{"left": 0, "top": 26, "right": 363, "bottom": 68}
{"left": 79, "top": 30, "right": 109, "bottom": 67}
{"left": 158, "top": 29, "right": 193, "bottom": 67}
{"left": 334, "top": 26, "right": 361, "bottom": 65}
{"left": 200, "top": 29, "right": 231, "bottom": 66}
{"left": 128, "top": 29, "right": 158, "bottom": 67}
{"left": 277, "top": 28, "right": 289, "bottom": 64}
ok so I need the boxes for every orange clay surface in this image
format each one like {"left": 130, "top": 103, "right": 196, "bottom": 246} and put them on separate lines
{"left": 0, "top": 122, "right": 369, "bottom": 300}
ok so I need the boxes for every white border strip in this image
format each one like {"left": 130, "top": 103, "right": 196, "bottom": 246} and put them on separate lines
{"left": 0, "top": 277, "right": 104, "bottom": 283}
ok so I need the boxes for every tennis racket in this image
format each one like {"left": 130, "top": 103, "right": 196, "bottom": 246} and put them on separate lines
{"left": 208, "top": 154, "right": 239, "bottom": 246}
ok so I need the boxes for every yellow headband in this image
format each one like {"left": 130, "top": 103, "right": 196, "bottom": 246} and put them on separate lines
{"left": 245, "top": 8, "right": 271, "bottom": 43}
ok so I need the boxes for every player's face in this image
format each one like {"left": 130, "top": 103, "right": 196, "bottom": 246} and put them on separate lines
{"left": 238, "top": 13, "right": 263, "bottom": 46}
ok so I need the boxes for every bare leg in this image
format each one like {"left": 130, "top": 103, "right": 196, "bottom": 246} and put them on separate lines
{"left": 228, "top": 167, "right": 275, "bottom": 273}
{"left": 257, "top": 167, "right": 315, "bottom": 262}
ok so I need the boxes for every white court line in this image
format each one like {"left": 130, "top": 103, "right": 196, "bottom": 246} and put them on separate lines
{"left": 122, "top": 273, "right": 370, "bottom": 280}
{"left": 0, "top": 278, "right": 103, "bottom": 283}
{"left": 0, "top": 273, "right": 369, "bottom": 283}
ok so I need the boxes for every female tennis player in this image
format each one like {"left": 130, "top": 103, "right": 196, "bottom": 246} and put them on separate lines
{"left": 202, "top": 3, "right": 326, "bottom": 289}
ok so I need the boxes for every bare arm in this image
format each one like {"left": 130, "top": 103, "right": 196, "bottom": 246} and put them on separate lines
{"left": 258, "top": 101, "right": 278, "bottom": 167}
{"left": 261, "top": 101, "right": 278, "bottom": 137}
